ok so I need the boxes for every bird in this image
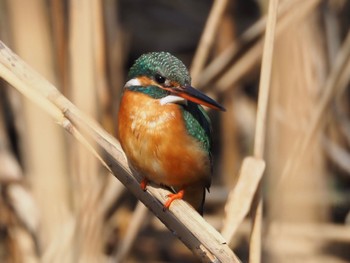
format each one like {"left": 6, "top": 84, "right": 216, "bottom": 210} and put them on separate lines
{"left": 118, "top": 52, "right": 225, "bottom": 214}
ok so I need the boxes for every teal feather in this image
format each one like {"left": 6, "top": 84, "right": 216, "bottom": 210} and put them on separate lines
{"left": 128, "top": 85, "right": 170, "bottom": 99}
{"left": 181, "top": 102, "right": 212, "bottom": 154}
{"left": 128, "top": 52, "right": 191, "bottom": 86}
{"left": 181, "top": 101, "right": 212, "bottom": 191}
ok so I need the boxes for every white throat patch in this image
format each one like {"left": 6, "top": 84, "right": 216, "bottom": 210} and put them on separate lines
{"left": 160, "top": 95, "right": 187, "bottom": 106}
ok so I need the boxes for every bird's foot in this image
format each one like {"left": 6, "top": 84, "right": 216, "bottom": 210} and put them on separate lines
{"left": 163, "top": 189, "right": 185, "bottom": 211}
{"left": 140, "top": 178, "right": 148, "bottom": 191}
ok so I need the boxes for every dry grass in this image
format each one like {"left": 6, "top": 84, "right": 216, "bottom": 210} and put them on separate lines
{"left": 0, "top": 0, "right": 349, "bottom": 262}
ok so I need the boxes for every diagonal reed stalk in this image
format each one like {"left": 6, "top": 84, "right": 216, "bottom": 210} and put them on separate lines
{"left": 190, "top": 0, "right": 229, "bottom": 86}
{"left": 0, "top": 41, "right": 241, "bottom": 263}
{"left": 199, "top": 0, "right": 321, "bottom": 93}
{"left": 197, "top": 0, "right": 298, "bottom": 89}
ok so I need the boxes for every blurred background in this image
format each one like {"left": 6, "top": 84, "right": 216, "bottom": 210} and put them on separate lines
{"left": 0, "top": 0, "right": 350, "bottom": 262}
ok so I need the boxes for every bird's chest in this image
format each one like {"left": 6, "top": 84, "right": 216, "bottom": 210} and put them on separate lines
{"left": 119, "top": 92, "right": 179, "bottom": 150}
{"left": 118, "top": 91, "right": 210, "bottom": 186}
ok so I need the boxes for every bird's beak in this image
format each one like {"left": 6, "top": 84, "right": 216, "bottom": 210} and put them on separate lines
{"left": 173, "top": 84, "right": 226, "bottom": 111}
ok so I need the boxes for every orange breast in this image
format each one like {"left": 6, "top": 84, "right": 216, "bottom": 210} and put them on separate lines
{"left": 118, "top": 90, "right": 211, "bottom": 188}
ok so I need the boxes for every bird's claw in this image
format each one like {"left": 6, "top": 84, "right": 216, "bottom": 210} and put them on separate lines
{"left": 140, "top": 178, "right": 148, "bottom": 191}
{"left": 163, "top": 190, "right": 185, "bottom": 211}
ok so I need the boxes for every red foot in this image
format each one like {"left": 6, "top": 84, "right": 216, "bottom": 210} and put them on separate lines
{"left": 140, "top": 178, "right": 148, "bottom": 191}
{"left": 164, "top": 190, "right": 185, "bottom": 210}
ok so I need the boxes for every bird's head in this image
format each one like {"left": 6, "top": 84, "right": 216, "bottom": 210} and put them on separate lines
{"left": 125, "top": 52, "right": 225, "bottom": 111}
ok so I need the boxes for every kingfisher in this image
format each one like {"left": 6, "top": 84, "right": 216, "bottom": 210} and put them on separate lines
{"left": 118, "top": 52, "right": 225, "bottom": 214}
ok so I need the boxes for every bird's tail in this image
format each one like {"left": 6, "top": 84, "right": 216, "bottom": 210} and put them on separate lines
{"left": 182, "top": 184, "right": 207, "bottom": 215}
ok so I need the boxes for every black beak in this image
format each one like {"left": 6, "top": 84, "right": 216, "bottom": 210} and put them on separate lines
{"left": 172, "top": 84, "right": 226, "bottom": 111}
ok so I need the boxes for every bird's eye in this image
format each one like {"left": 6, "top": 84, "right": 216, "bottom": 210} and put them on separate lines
{"left": 155, "top": 74, "right": 166, "bottom": 84}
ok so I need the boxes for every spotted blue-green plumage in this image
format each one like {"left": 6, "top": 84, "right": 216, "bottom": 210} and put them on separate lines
{"left": 128, "top": 52, "right": 191, "bottom": 85}
{"left": 181, "top": 102, "right": 212, "bottom": 154}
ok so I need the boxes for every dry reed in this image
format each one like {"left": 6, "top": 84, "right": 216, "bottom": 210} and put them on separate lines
{"left": 0, "top": 1, "right": 349, "bottom": 262}
{"left": 190, "top": 0, "right": 229, "bottom": 86}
